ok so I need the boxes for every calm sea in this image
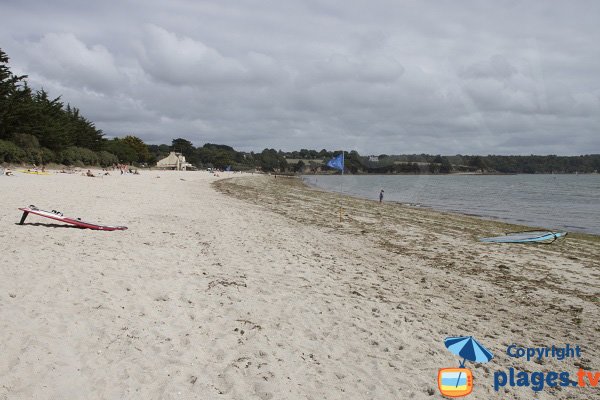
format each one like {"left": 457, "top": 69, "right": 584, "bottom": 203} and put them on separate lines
{"left": 302, "top": 174, "right": 600, "bottom": 235}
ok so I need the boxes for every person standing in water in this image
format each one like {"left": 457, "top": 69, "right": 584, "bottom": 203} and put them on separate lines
{"left": 379, "top": 189, "right": 384, "bottom": 203}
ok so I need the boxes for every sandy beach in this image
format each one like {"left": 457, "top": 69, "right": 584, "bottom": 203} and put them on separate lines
{"left": 1, "top": 170, "right": 598, "bottom": 399}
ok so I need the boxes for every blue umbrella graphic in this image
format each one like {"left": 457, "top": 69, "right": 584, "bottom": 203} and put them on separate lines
{"left": 444, "top": 336, "right": 493, "bottom": 387}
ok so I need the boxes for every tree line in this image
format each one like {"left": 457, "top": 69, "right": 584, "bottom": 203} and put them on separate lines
{"left": 1, "top": 48, "right": 110, "bottom": 165}
{"left": 352, "top": 154, "right": 600, "bottom": 174}
{"left": 1, "top": 48, "right": 598, "bottom": 173}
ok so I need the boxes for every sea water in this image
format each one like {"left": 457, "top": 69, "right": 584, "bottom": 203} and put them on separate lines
{"left": 302, "top": 174, "right": 600, "bottom": 235}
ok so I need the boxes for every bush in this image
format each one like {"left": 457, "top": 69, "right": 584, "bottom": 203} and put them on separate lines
{"left": 40, "top": 147, "right": 56, "bottom": 164}
{"left": 0, "top": 140, "right": 26, "bottom": 162}
{"left": 60, "top": 146, "right": 99, "bottom": 166}
{"left": 23, "top": 147, "right": 56, "bottom": 165}
{"left": 103, "top": 139, "right": 138, "bottom": 163}
{"left": 97, "top": 151, "right": 119, "bottom": 167}
{"left": 24, "top": 148, "right": 42, "bottom": 164}
{"left": 12, "top": 133, "right": 40, "bottom": 149}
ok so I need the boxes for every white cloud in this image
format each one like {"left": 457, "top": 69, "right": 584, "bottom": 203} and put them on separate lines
{"left": 137, "top": 25, "right": 251, "bottom": 86}
{"left": 23, "top": 33, "right": 123, "bottom": 93}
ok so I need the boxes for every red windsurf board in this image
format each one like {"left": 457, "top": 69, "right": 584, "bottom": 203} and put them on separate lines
{"left": 18, "top": 206, "right": 127, "bottom": 231}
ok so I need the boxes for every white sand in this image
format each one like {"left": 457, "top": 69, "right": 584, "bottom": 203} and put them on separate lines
{"left": 0, "top": 170, "right": 598, "bottom": 399}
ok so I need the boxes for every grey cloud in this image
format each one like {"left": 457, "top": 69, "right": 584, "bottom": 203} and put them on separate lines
{"left": 303, "top": 54, "right": 404, "bottom": 85}
{"left": 1, "top": 0, "right": 599, "bottom": 155}
{"left": 459, "top": 55, "right": 517, "bottom": 80}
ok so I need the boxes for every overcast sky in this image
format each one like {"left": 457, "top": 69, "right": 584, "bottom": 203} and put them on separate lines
{"left": 1, "top": 0, "right": 599, "bottom": 155}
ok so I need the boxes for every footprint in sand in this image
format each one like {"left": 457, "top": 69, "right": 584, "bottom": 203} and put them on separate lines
{"left": 214, "top": 366, "right": 234, "bottom": 394}
{"left": 253, "top": 382, "right": 274, "bottom": 400}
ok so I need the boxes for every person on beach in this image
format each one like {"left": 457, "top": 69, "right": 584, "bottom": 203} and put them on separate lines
{"left": 379, "top": 189, "right": 384, "bottom": 203}
{"left": 86, "top": 169, "right": 95, "bottom": 177}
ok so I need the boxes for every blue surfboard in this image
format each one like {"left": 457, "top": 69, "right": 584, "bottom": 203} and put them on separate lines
{"left": 480, "top": 231, "right": 567, "bottom": 244}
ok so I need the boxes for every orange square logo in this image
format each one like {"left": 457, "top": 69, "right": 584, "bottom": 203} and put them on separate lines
{"left": 438, "top": 368, "right": 473, "bottom": 397}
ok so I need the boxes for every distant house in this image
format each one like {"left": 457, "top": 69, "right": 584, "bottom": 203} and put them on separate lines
{"left": 368, "top": 155, "right": 379, "bottom": 162}
{"left": 156, "top": 152, "right": 193, "bottom": 171}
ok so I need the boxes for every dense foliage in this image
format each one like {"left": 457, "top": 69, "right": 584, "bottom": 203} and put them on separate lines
{"left": 1, "top": 48, "right": 106, "bottom": 165}
{"left": 472, "top": 155, "right": 600, "bottom": 174}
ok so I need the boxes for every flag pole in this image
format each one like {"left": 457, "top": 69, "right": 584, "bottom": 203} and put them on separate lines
{"left": 339, "top": 150, "right": 344, "bottom": 222}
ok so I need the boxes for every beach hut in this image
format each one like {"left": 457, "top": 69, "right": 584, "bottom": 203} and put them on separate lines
{"left": 156, "top": 152, "right": 193, "bottom": 171}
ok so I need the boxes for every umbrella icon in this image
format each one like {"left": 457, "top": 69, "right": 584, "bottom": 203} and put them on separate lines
{"left": 444, "top": 336, "right": 493, "bottom": 388}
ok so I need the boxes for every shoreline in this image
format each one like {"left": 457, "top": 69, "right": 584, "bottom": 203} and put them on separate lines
{"left": 299, "top": 174, "right": 600, "bottom": 237}
{"left": 215, "top": 174, "right": 600, "bottom": 246}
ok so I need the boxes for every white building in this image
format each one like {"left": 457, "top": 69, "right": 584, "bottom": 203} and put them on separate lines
{"left": 156, "top": 152, "right": 193, "bottom": 170}
{"left": 368, "top": 155, "right": 379, "bottom": 162}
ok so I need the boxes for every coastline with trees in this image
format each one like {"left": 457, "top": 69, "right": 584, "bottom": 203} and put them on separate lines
{"left": 2, "top": 48, "right": 598, "bottom": 175}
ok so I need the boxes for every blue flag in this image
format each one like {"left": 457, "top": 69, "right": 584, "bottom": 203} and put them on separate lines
{"left": 326, "top": 153, "right": 344, "bottom": 171}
